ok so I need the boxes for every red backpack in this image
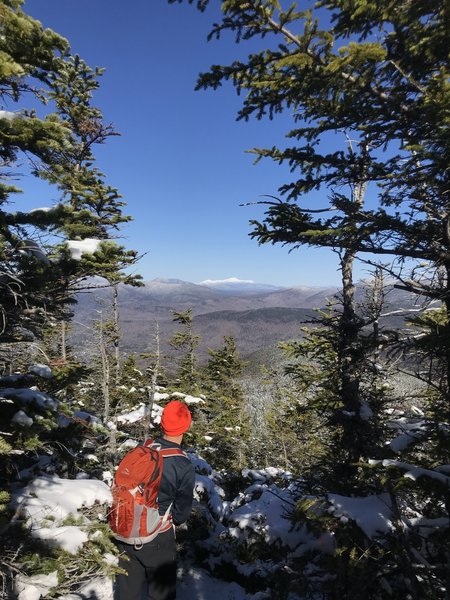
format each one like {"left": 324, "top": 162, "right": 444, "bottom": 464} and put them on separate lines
{"left": 109, "top": 440, "right": 186, "bottom": 546}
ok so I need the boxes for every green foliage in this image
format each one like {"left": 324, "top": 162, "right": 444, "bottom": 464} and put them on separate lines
{"left": 0, "top": 3, "right": 143, "bottom": 594}
{"left": 0, "top": 0, "right": 141, "bottom": 343}
{"left": 261, "top": 366, "right": 329, "bottom": 477}
{"left": 275, "top": 291, "right": 391, "bottom": 492}
{"left": 406, "top": 306, "right": 448, "bottom": 353}
{"left": 0, "top": 0, "right": 68, "bottom": 88}
{"left": 174, "top": 0, "right": 450, "bottom": 435}
{"left": 0, "top": 436, "right": 12, "bottom": 454}
{"left": 20, "top": 518, "right": 121, "bottom": 598}
{"left": 0, "top": 489, "right": 10, "bottom": 514}
{"left": 389, "top": 305, "right": 450, "bottom": 464}
{"left": 168, "top": 309, "right": 201, "bottom": 393}
{"left": 291, "top": 492, "right": 443, "bottom": 600}
{"left": 205, "top": 336, "right": 246, "bottom": 396}
{"left": 113, "top": 353, "right": 149, "bottom": 411}
{"left": 201, "top": 336, "right": 250, "bottom": 470}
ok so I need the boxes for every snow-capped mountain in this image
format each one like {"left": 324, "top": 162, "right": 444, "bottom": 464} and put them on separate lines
{"left": 198, "top": 277, "right": 283, "bottom": 296}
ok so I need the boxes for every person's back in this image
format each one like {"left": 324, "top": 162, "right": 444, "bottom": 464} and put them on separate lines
{"left": 114, "top": 400, "right": 195, "bottom": 600}
{"left": 154, "top": 436, "right": 195, "bottom": 526}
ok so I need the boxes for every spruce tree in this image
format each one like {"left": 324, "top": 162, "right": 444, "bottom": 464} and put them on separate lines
{"left": 168, "top": 3, "right": 450, "bottom": 593}
{"left": 0, "top": 1, "right": 140, "bottom": 592}
{"left": 168, "top": 309, "right": 200, "bottom": 393}
{"left": 204, "top": 336, "right": 249, "bottom": 470}
{"left": 0, "top": 1, "right": 141, "bottom": 344}
{"left": 171, "top": 0, "right": 450, "bottom": 418}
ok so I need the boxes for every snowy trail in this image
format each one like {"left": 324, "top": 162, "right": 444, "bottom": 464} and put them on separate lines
{"left": 56, "top": 567, "right": 249, "bottom": 600}
{"left": 177, "top": 566, "right": 248, "bottom": 600}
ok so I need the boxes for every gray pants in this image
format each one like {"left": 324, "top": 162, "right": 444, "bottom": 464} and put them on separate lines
{"left": 115, "top": 529, "right": 177, "bottom": 600}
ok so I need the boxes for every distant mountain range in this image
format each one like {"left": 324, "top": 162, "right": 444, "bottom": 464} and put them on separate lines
{"left": 73, "top": 278, "right": 337, "bottom": 362}
{"left": 72, "top": 277, "right": 415, "bottom": 365}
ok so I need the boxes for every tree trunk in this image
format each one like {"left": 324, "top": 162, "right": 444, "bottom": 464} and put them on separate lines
{"left": 99, "top": 311, "right": 111, "bottom": 424}
{"left": 146, "top": 321, "right": 160, "bottom": 438}
{"left": 61, "top": 321, "right": 67, "bottom": 363}
{"left": 370, "top": 267, "right": 385, "bottom": 366}
{"left": 338, "top": 172, "right": 367, "bottom": 471}
{"left": 339, "top": 247, "right": 363, "bottom": 466}
{"left": 60, "top": 321, "right": 68, "bottom": 400}
{"left": 112, "top": 283, "right": 120, "bottom": 387}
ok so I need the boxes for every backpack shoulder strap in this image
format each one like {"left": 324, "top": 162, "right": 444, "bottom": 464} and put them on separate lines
{"left": 143, "top": 439, "right": 156, "bottom": 448}
{"left": 160, "top": 448, "right": 187, "bottom": 459}
{"left": 142, "top": 440, "right": 186, "bottom": 458}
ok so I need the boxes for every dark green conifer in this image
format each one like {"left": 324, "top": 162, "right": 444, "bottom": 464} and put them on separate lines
{"left": 168, "top": 309, "right": 200, "bottom": 393}
{"left": 204, "top": 336, "right": 249, "bottom": 470}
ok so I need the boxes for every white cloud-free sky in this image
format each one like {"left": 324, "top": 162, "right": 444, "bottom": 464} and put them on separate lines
{"left": 20, "top": 1, "right": 355, "bottom": 287}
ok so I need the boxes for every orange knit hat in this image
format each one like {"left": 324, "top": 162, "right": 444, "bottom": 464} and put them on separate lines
{"left": 161, "top": 400, "right": 192, "bottom": 436}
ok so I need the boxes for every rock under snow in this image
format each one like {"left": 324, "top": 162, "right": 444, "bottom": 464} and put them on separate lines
{"left": 0, "top": 387, "right": 59, "bottom": 411}
{"left": 11, "top": 410, "right": 33, "bottom": 427}
{"left": 28, "top": 364, "right": 53, "bottom": 379}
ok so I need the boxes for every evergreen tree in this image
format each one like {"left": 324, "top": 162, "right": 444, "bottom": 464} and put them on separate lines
{"left": 206, "top": 336, "right": 244, "bottom": 401}
{"left": 168, "top": 4, "right": 450, "bottom": 593}
{"left": 40, "top": 319, "right": 90, "bottom": 402}
{"left": 115, "top": 353, "right": 149, "bottom": 414}
{"left": 203, "top": 336, "right": 249, "bottom": 470}
{"left": 1, "top": 0, "right": 71, "bottom": 341}
{"left": 0, "top": 2, "right": 140, "bottom": 592}
{"left": 252, "top": 363, "right": 326, "bottom": 475}
{"left": 280, "top": 297, "right": 388, "bottom": 491}
{"left": 0, "top": 1, "right": 141, "bottom": 345}
{"left": 168, "top": 309, "right": 200, "bottom": 393}
{"left": 172, "top": 0, "right": 450, "bottom": 426}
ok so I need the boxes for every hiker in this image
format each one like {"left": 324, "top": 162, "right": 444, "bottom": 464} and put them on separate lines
{"left": 112, "top": 400, "right": 196, "bottom": 600}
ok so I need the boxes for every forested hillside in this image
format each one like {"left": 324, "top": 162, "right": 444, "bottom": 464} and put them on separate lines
{"left": 1, "top": 1, "right": 449, "bottom": 599}
{"left": 70, "top": 278, "right": 328, "bottom": 360}
{"left": 70, "top": 278, "right": 414, "bottom": 363}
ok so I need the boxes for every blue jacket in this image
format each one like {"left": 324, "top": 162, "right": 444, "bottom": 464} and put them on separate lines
{"left": 155, "top": 437, "right": 195, "bottom": 526}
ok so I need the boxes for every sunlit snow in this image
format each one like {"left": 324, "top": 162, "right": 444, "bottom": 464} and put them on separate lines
{"left": 67, "top": 238, "right": 102, "bottom": 260}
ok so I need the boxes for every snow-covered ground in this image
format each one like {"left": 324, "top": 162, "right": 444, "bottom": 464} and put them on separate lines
{"left": 12, "top": 447, "right": 398, "bottom": 600}
{"left": 6, "top": 377, "right": 449, "bottom": 600}
{"left": 53, "top": 566, "right": 250, "bottom": 600}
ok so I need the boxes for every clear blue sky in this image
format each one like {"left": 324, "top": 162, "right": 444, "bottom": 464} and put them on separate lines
{"left": 22, "top": 0, "right": 348, "bottom": 287}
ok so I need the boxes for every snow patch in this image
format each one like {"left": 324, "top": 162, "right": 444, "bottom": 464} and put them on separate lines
{"left": 13, "top": 476, "right": 111, "bottom": 553}
{"left": 328, "top": 493, "right": 393, "bottom": 538}
{"left": 0, "top": 110, "right": 19, "bottom": 121}
{"left": 29, "top": 206, "right": 53, "bottom": 213}
{"left": 116, "top": 402, "right": 151, "bottom": 424}
{"left": 200, "top": 277, "right": 256, "bottom": 285}
{"left": 381, "top": 459, "right": 450, "bottom": 487}
{"left": 57, "top": 577, "right": 113, "bottom": 600}
{"left": 230, "top": 488, "right": 300, "bottom": 548}
{"left": 67, "top": 238, "right": 102, "bottom": 260}
{"left": 15, "top": 571, "right": 58, "bottom": 600}
{"left": 177, "top": 565, "right": 248, "bottom": 600}
{"left": 32, "top": 525, "right": 89, "bottom": 554}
